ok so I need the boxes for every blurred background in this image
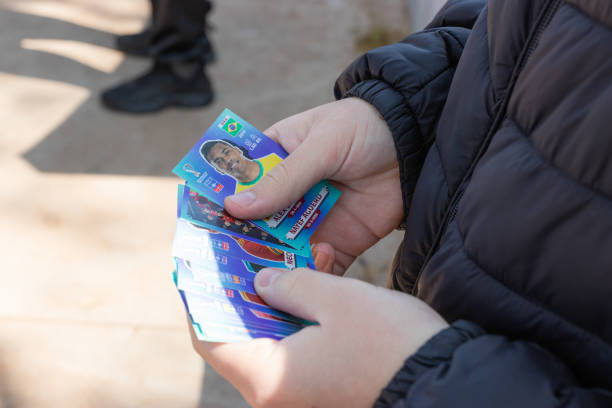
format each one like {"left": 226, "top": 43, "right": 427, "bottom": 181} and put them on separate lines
{"left": 0, "top": 1, "right": 444, "bottom": 406}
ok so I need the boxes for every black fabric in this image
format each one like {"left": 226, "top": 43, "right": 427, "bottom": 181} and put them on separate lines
{"left": 149, "top": 0, "right": 212, "bottom": 65}
{"left": 335, "top": 0, "right": 612, "bottom": 406}
{"left": 376, "top": 321, "right": 612, "bottom": 408}
{"left": 334, "top": 26, "right": 471, "bottom": 222}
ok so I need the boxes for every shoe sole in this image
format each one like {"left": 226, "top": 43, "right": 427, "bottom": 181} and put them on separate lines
{"left": 172, "top": 91, "right": 214, "bottom": 108}
{"left": 102, "top": 91, "right": 214, "bottom": 114}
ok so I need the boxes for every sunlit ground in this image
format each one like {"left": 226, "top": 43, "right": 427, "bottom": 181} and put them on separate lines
{"left": 0, "top": 0, "right": 406, "bottom": 407}
{"left": 0, "top": 0, "right": 146, "bottom": 34}
{"left": 0, "top": 1, "right": 204, "bottom": 407}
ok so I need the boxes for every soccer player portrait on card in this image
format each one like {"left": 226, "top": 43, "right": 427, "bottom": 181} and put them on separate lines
{"left": 200, "top": 139, "right": 282, "bottom": 194}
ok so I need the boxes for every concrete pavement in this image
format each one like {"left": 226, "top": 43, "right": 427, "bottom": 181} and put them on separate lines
{"left": 0, "top": 1, "right": 413, "bottom": 406}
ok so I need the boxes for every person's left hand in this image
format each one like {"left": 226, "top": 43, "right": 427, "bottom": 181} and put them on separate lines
{"left": 188, "top": 267, "right": 449, "bottom": 408}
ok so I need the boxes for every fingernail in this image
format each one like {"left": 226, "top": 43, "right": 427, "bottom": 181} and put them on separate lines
{"left": 255, "top": 268, "right": 282, "bottom": 289}
{"left": 313, "top": 249, "right": 331, "bottom": 272}
{"left": 228, "top": 191, "right": 256, "bottom": 207}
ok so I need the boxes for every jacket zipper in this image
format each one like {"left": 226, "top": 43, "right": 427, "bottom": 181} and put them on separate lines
{"left": 412, "top": 0, "right": 563, "bottom": 295}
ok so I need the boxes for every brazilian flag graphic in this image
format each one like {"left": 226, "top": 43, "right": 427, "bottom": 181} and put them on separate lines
{"left": 221, "top": 116, "right": 242, "bottom": 136}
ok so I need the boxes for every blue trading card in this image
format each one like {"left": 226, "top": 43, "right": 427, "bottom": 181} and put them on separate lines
{"left": 183, "top": 290, "right": 300, "bottom": 338}
{"left": 180, "top": 252, "right": 276, "bottom": 284}
{"left": 172, "top": 108, "right": 341, "bottom": 254}
{"left": 192, "top": 320, "right": 286, "bottom": 342}
{"left": 177, "top": 185, "right": 311, "bottom": 258}
{"left": 175, "top": 272, "right": 303, "bottom": 336}
{"left": 183, "top": 291, "right": 303, "bottom": 335}
{"left": 176, "top": 257, "right": 257, "bottom": 293}
{"left": 173, "top": 271, "right": 292, "bottom": 341}
{"left": 172, "top": 219, "right": 315, "bottom": 272}
{"left": 171, "top": 271, "right": 301, "bottom": 342}
{"left": 175, "top": 257, "right": 310, "bottom": 325}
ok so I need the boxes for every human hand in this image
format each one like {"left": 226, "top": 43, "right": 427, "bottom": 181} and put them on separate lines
{"left": 224, "top": 98, "right": 403, "bottom": 275}
{"left": 189, "top": 267, "right": 448, "bottom": 408}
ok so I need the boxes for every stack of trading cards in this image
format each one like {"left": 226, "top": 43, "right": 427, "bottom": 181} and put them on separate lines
{"left": 171, "top": 109, "right": 341, "bottom": 342}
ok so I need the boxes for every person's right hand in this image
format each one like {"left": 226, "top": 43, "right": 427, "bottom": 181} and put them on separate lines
{"left": 224, "top": 98, "right": 403, "bottom": 275}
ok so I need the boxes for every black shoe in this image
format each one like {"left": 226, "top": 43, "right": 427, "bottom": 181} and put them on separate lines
{"left": 116, "top": 29, "right": 216, "bottom": 64}
{"left": 116, "top": 29, "right": 152, "bottom": 57}
{"left": 100, "top": 63, "right": 214, "bottom": 113}
{"left": 199, "top": 32, "right": 216, "bottom": 65}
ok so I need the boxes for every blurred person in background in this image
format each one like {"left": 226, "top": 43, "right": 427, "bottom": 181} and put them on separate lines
{"left": 187, "top": 0, "right": 612, "bottom": 406}
{"left": 101, "top": 0, "right": 214, "bottom": 113}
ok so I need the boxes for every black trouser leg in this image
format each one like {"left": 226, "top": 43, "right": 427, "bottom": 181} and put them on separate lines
{"left": 149, "top": 0, "right": 213, "bottom": 66}
{"left": 101, "top": 0, "right": 214, "bottom": 112}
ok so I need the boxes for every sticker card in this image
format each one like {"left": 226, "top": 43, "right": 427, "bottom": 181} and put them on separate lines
{"left": 173, "top": 108, "right": 341, "bottom": 254}
{"left": 175, "top": 257, "right": 310, "bottom": 325}
{"left": 192, "top": 319, "right": 286, "bottom": 342}
{"left": 175, "top": 257, "right": 256, "bottom": 293}
{"left": 172, "top": 219, "right": 315, "bottom": 271}
{"left": 177, "top": 184, "right": 311, "bottom": 257}
{"left": 174, "top": 273, "right": 291, "bottom": 341}
{"left": 183, "top": 291, "right": 302, "bottom": 335}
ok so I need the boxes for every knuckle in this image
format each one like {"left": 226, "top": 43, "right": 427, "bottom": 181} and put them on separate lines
{"left": 265, "top": 160, "right": 291, "bottom": 187}
{"left": 277, "top": 268, "right": 307, "bottom": 299}
{"left": 264, "top": 125, "right": 281, "bottom": 142}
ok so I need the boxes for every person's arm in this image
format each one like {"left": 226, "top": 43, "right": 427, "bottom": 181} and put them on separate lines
{"left": 375, "top": 320, "right": 612, "bottom": 407}
{"left": 334, "top": 0, "right": 485, "bottom": 218}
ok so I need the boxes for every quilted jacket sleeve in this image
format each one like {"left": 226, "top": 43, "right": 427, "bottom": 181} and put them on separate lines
{"left": 334, "top": 0, "right": 485, "bottom": 219}
{"left": 374, "top": 321, "right": 612, "bottom": 407}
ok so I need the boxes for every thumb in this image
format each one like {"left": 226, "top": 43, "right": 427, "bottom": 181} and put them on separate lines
{"left": 223, "top": 139, "right": 330, "bottom": 220}
{"left": 254, "top": 267, "right": 350, "bottom": 323}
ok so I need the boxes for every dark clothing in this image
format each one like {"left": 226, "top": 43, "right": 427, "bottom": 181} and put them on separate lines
{"left": 335, "top": 0, "right": 612, "bottom": 406}
{"left": 150, "top": 0, "right": 212, "bottom": 66}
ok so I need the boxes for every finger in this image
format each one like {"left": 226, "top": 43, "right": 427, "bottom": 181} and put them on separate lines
{"left": 262, "top": 108, "right": 316, "bottom": 152}
{"left": 312, "top": 242, "right": 336, "bottom": 274}
{"left": 224, "top": 140, "right": 332, "bottom": 220}
{"left": 185, "top": 313, "right": 279, "bottom": 398}
{"left": 254, "top": 267, "right": 364, "bottom": 323}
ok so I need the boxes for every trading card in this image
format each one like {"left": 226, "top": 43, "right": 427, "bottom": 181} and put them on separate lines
{"left": 176, "top": 257, "right": 256, "bottom": 293}
{"left": 172, "top": 108, "right": 341, "bottom": 253}
{"left": 175, "top": 243, "right": 290, "bottom": 282}
{"left": 174, "top": 271, "right": 303, "bottom": 336}
{"left": 183, "top": 294, "right": 286, "bottom": 342}
{"left": 183, "top": 291, "right": 303, "bottom": 335}
{"left": 183, "top": 297, "right": 288, "bottom": 342}
{"left": 177, "top": 185, "right": 312, "bottom": 258}
{"left": 182, "top": 252, "right": 277, "bottom": 283}
{"left": 180, "top": 277, "right": 309, "bottom": 326}
{"left": 192, "top": 320, "right": 286, "bottom": 342}
{"left": 175, "top": 258, "right": 310, "bottom": 325}
{"left": 172, "top": 218, "right": 315, "bottom": 271}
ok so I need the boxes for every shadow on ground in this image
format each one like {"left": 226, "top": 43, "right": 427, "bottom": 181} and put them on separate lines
{"left": 0, "top": 7, "right": 201, "bottom": 178}
{"left": 4, "top": 0, "right": 375, "bottom": 178}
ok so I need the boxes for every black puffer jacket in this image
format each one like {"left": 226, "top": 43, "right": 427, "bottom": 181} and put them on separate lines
{"left": 335, "top": 0, "right": 612, "bottom": 406}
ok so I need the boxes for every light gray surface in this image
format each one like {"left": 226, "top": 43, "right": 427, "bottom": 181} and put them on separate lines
{"left": 0, "top": 0, "right": 426, "bottom": 406}
{"left": 407, "top": 0, "right": 447, "bottom": 30}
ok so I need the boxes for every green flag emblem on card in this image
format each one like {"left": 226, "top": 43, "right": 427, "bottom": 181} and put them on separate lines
{"left": 219, "top": 115, "right": 243, "bottom": 136}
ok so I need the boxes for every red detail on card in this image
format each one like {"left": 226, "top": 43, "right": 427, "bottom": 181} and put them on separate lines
{"left": 305, "top": 209, "right": 321, "bottom": 229}
{"left": 214, "top": 184, "right": 224, "bottom": 193}
{"left": 286, "top": 186, "right": 329, "bottom": 240}
{"left": 240, "top": 291, "right": 266, "bottom": 306}
{"left": 251, "top": 309, "right": 298, "bottom": 325}
{"left": 288, "top": 199, "right": 305, "bottom": 217}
